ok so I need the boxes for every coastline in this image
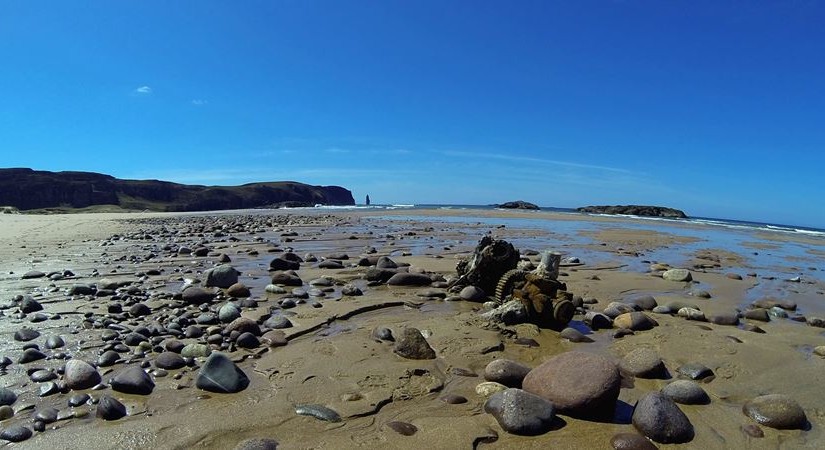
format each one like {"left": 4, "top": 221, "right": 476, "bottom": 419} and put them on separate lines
{"left": 0, "top": 208, "right": 823, "bottom": 448}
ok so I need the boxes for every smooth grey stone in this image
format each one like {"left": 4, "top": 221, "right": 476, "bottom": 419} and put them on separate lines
{"left": 30, "top": 369, "right": 57, "bottom": 382}
{"left": 68, "top": 393, "right": 90, "bottom": 407}
{"left": 14, "top": 328, "right": 40, "bottom": 342}
{"left": 34, "top": 407, "right": 59, "bottom": 424}
{"left": 743, "top": 394, "right": 808, "bottom": 430}
{"left": 111, "top": 366, "right": 155, "bottom": 395}
{"left": 676, "top": 363, "right": 714, "bottom": 380}
{"left": 196, "top": 353, "right": 249, "bottom": 393}
{"left": 236, "top": 332, "right": 260, "bottom": 349}
{"left": 234, "top": 438, "right": 280, "bottom": 450}
{"left": 44, "top": 335, "right": 66, "bottom": 349}
{"left": 620, "top": 348, "right": 666, "bottom": 379}
{"left": 96, "top": 395, "right": 127, "bottom": 420}
{"left": 484, "top": 359, "right": 532, "bottom": 388}
{"left": 460, "top": 286, "right": 487, "bottom": 301}
{"left": 218, "top": 303, "right": 241, "bottom": 323}
{"left": 295, "top": 404, "right": 342, "bottom": 422}
{"left": 610, "top": 433, "right": 658, "bottom": 450}
{"left": 632, "top": 392, "right": 694, "bottom": 443}
{"left": 371, "top": 327, "right": 394, "bottom": 342}
{"left": 484, "top": 388, "right": 556, "bottom": 436}
{"left": 559, "top": 327, "right": 594, "bottom": 343}
{"left": 0, "top": 387, "right": 18, "bottom": 406}
{"left": 386, "top": 273, "right": 432, "bottom": 286}
{"left": 18, "top": 348, "right": 46, "bottom": 364}
{"left": 0, "top": 425, "right": 32, "bottom": 442}
{"left": 97, "top": 350, "right": 120, "bottom": 367}
{"left": 263, "top": 315, "right": 292, "bottom": 330}
{"left": 662, "top": 380, "right": 710, "bottom": 405}
{"left": 205, "top": 265, "right": 240, "bottom": 289}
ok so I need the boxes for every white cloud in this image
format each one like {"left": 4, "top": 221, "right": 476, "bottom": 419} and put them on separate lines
{"left": 191, "top": 99, "right": 208, "bottom": 106}
{"left": 134, "top": 86, "right": 152, "bottom": 94}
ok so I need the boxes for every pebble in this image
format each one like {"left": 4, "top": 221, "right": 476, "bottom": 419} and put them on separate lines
{"left": 68, "top": 393, "right": 90, "bottom": 407}
{"left": 632, "top": 392, "right": 694, "bottom": 443}
{"left": 476, "top": 381, "right": 508, "bottom": 397}
{"left": 676, "top": 363, "right": 714, "bottom": 380}
{"left": 13, "top": 327, "right": 40, "bottom": 342}
{"left": 619, "top": 348, "right": 666, "bottom": 379}
{"left": 64, "top": 359, "right": 102, "bottom": 390}
{"left": 484, "top": 359, "right": 532, "bottom": 388}
{"left": 0, "top": 425, "right": 32, "bottom": 442}
{"left": 559, "top": 327, "right": 594, "bottom": 343}
{"left": 743, "top": 394, "right": 808, "bottom": 429}
{"left": 386, "top": 421, "right": 418, "bottom": 436}
{"left": 610, "top": 432, "right": 658, "bottom": 450}
{"left": 0, "top": 405, "right": 14, "bottom": 420}
{"left": 613, "top": 312, "right": 657, "bottom": 331}
{"left": 196, "top": 353, "right": 249, "bottom": 393}
{"left": 96, "top": 395, "right": 127, "bottom": 421}
{"left": 111, "top": 366, "right": 155, "bottom": 395}
{"left": 484, "top": 388, "right": 556, "bottom": 436}
{"left": 156, "top": 352, "right": 186, "bottom": 370}
{"left": 234, "top": 438, "right": 280, "bottom": 450}
{"left": 661, "top": 380, "right": 710, "bottom": 405}
{"left": 393, "top": 328, "right": 436, "bottom": 359}
{"left": 295, "top": 404, "right": 342, "bottom": 422}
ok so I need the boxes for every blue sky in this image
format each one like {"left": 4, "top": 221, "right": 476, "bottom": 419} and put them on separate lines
{"left": 1, "top": 1, "right": 824, "bottom": 227}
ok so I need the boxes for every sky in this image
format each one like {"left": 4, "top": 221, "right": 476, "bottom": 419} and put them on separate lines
{"left": 1, "top": 1, "right": 824, "bottom": 227}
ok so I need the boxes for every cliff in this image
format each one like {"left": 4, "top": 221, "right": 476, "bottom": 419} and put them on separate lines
{"left": 576, "top": 205, "right": 688, "bottom": 219}
{"left": 0, "top": 168, "right": 355, "bottom": 212}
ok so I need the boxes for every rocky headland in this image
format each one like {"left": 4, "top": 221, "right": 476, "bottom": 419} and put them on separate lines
{"left": 0, "top": 168, "right": 354, "bottom": 212}
{"left": 577, "top": 205, "right": 688, "bottom": 219}
{"left": 497, "top": 200, "right": 540, "bottom": 210}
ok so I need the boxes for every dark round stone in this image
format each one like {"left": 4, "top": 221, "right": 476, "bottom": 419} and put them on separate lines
{"left": 0, "top": 425, "right": 32, "bottom": 442}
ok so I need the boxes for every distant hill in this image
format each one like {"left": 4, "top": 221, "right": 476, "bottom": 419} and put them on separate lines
{"left": 0, "top": 168, "right": 354, "bottom": 212}
{"left": 576, "top": 205, "right": 688, "bottom": 219}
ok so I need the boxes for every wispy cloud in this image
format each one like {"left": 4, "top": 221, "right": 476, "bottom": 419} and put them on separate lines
{"left": 443, "top": 150, "right": 632, "bottom": 174}
{"left": 324, "top": 147, "right": 350, "bottom": 154}
{"left": 134, "top": 86, "right": 152, "bottom": 95}
{"left": 191, "top": 99, "right": 208, "bottom": 106}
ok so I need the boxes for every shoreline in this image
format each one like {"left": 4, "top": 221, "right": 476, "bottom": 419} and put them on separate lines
{"left": 0, "top": 208, "right": 823, "bottom": 448}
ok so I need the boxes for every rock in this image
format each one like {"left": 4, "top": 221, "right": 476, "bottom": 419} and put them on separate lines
{"left": 743, "top": 394, "right": 808, "bottom": 430}
{"left": 295, "top": 404, "right": 342, "bottom": 422}
{"left": 318, "top": 260, "right": 345, "bottom": 269}
{"left": 484, "top": 388, "right": 556, "bottom": 435}
{"left": 677, "top": 307, "right": 706, "bottom": 321}
{"left": 627, "top": 295, "right": 658, "bottom": 311}
{"left": 0, "top": 405, "right": 12, "bottom": 420}
{"left": 460, "top": 286, "right": 487, "bottom": 301}
{"left": 205, "top": 264, "right": 240, "bottom": 288}
{"left": 481, "top": 300, "right": 528, "bottom": 325}
{"left": 13, "top": 327, "right": 40, "bottom": 341}
{"left": 226, "top": 317, "right": 261, "bottom": 336}
{"left": 269, "top": 258, "right": 300, "bottom": 271}
{"left": 261, "top": 330, "right": 288, "bottom": 347}
{"left": 498, "top": 200, "right": 540, "bottom": 210}
{"left": 226, "top": 283, "right": 251, "bottom": 298}
{"left": 68, "top": 284, "right": 95, "bottom": 295}
{"left": 806, "top": 316, "right": 825, "bottom": 328}
{"left": 559, "top": 327, "right": 594, "bottom": 343}
{"left": 0, "top": 387, "right": 17, "bottom": 406}
{"left": 0, "top": 425, "right": 32, "bottom": 442}
{"left": 662, "top": 269, "right": 692, "bottom": 282}
{"left": 196, "top": 353, "right": 250, "bottom": 393}
{"left": 614, "top": 312, "right": 657, "bottom": 331}
{"left": 603, "top": 302, "right": 637, "bottom": 318}
{"left": 577, "top": 205, "right": 687, "bottom": 218}
{"left": 620, "top": 348, "right": 666, "bottom": 379}
{"left": 708, "top": 312, "right": 739, "bottom": 326}
{"left": 676, "top": 363, "right": 713, "bottom": 380}
{"left": 371, "top": 327, "right": 394, "bottom": 342}
{"left": 393, "top": 328, "right": 436, "bottom": 359}
{"left": 156, "top": 352, "right": 186, "bottom": 370}
{"left": 632, "top": 392, "right": 694, "bottom": 443}
{"left": 364, "top": 268, "right": 397, "bottom": 283}
{"left": 584, "top": 311, "right": 613, "bottom": 330}
{"left": 64, "top": 359, "right": 102, "bottom": 390}
{"left": 234, "top": 438, "right": 280, "bottom": 450}
{"left": 376, "top": 256, "right": 398, "bottom": 269}
{"left": 31, "top": 369, "right": 57, "bottom": 382}
{"left": 264, "top": 284, "right": 286, "bottom": 294}
{"left": 741, "top": 424, "right": 764, "bottom": 438}
{"left": 726, "top": 273, "right": 743, "bottom": 280}
{"left": 19, "top": 348, "right": 46, "bottom": 364}
{"left": 484, "top": 359, "right": 532, "bottom": 388}
{"left": 236, "top": 332, "right": 260, "bottom": 349}
{"left": 440, "top": 394, "right": 468, "bottom": 404}
{"left": 744, "top": 309, "right": 770, "bottom": 322}
{"left": 610, "top": 433, "right": 659, "bottom": 450}
{"left": 270, "top": 272, "right": 303, "bottom": 286}
{"left": 218, "top": 303, "right": 242, "bottom": 323}
{"left": 96, "top": 395, "right": 127, "bottom": 420}
{"left": 341, "top": 284, "right": 362, "bottom": 296}
{"left": 181, "top": 343, "right": 212, "bottom": 358}
{"left": 263, "top": 315, "right": 292, "bottom": 330}
{"left": 34, "top": 406, "right": 59, "bottom": 423}
{"left": 182, "top": 286, "right": 216, "bottom": 304}
{"left": 661, "top": 380, "right": 710, "bottom": 405}
{"left": 476, "top": 381, "right": 508, "bottom": 397}
{"left": 111, "top": 366, "right": 155, "bottom": 395}
{"left": 522, "top": 351, "right": 621, "bottom": 418}
{"left": 22, "top": 270, "right": 46, "bottom": 279}
{"left": 386, "top": 421, "right": 418, "bottom": 436}
{"left": 387, "top": 273, "right": 432, "bottom": 286}
{"left": 44, "top": 335, "right": 65, "bottom": 349}
{"left": 68, "top": 393, "right": 90, "bottom": 407}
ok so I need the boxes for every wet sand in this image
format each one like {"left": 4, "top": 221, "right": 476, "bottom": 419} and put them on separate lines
{"left": 1, "top": 209, "right": 824, "bottom": 449}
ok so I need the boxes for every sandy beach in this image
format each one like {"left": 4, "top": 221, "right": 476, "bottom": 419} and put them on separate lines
{"left": 1, "top": 208, "right": 824, "bottom": 449}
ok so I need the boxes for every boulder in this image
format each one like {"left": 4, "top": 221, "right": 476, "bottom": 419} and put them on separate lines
{"left": 743, "top": 394, "right": 807, "bottom": 430}
{"left": 205, "top": 265, "right": 240, "bottom": 288}
{"left": 196, "top": 353, "right": 250, "bottom": 393}
{"left": 662, "top": 269, "right": 692, "bottom": 282}
{"left": 393, "top": 328, "right": 436, "bottom": 359}
{"left": 484, "top": 359, "right": 532, "bottom": 388}
{"left": 522, "top": 351, "right": 621, "bottom": 418}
